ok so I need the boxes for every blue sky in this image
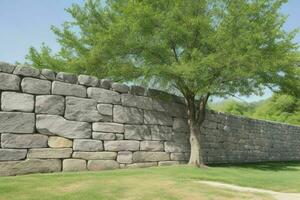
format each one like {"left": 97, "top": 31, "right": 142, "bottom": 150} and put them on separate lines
{"left": 0, "top": 0, "right": 299, "bottom": 102}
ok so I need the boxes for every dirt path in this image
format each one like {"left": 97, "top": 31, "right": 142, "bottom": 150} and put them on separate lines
{"left": 198, "top": 180, "right": 300, "bottom": 200}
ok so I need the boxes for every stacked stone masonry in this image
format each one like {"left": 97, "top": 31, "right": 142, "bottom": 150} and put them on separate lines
{"left": 0, "top": 61, "right": 299, "bottom": 176}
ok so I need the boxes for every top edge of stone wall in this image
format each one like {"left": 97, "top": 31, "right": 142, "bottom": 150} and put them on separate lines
{"left": 0, "top": 61, "right": 185, "bottom": 104}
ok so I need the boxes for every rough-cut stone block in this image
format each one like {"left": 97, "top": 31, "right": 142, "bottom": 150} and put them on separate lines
{"left": 72, "top": 152, "right": 117, "bottom": 160}
{"left": 48, "top": 136, "right": 72, "bottom": 148}
{"left": 150, "top": 125, "right": 173, "bottom": 141}
{"left": 121, "top": 94, "right": 155, "bottom": 110}
{"left": 65, "top": 97, "right": 102, "bottom": 122}
{"left": 52, "top": 81, "right": 86, "bottom": 97}
{"left": 35, "top": 95, "right": 65, "bottom": 115}
{"left": 87, "top": 87, "right": 120, "bottom": 104}
{"left": 0, "top": 149, "right": 27, "bottom": 161}
{"left": 27, "top": 148, "right": 72, "bottom": 159}
{"left": 124, "top": 125, "right": 151, "bottom": 140}
{"left": 113, "top": 105, "right": 143, "bottom": 124}
{"left": 13, "top": 65, "right": 40, "bottom": 77}
{"left": 116, "top": 134, "right": 124, "bottom": 140}
{"left": 0, "top": 112, "right": 35, "bottom": 133}
{"left": 0, "top": 62, "right": 15, "bottom": 73}
{"left": 87, "top": 160, "right": 119, "bottom": 171}
{"left": 130, "top": 85, "right": 145, "bottom": 96}
{"left": 104, "top": 140, "right": 139, "bottom": 151}
{"left": 41, "top": 69, "right": 55, "bottom": 80}
{"left": 56, "top": 72, "right": 77, "bottom": 84}
{"left": 1, "top": 92, "right": 34, "bottom": 112}
{"left": 63, "top": 159, "right": 86, "bottom": 171}
{"left": 140, "top": 141, "right": 164, "bottom": 151}
{"left": 0, "top": 159, "right": 61, "bottom": 176}
{"left": 132, "top": 152, "right": 170, "bottom": 162}
{"left": 158, "top": 161, "right": 180, "bottom": 166}
{"left": 73, "top": 139, "right": 103, "bottom": 152}
{"left": 78, "top": 75, "right": 99, "bottom": 86}
{"left": 173, "top": 118, "right": 189, "bottom": 132}
{"left": 164, "top": 142, "right": 190, "bottom": 153}
{"left": 97, "top": 104, "right": 112, "bottom": 116}
{"left": 36, "top": 115, "right": 91, "bottom": 139}
{"left": 170, "top": 153, "right": 190, "bottom": 161}
{"left": 21, "top": 78, "right": 51, "bottom": 94}
{"left": 0, "top": 73, "right": 20, "bottom": 91}
{"left": 117, "top": 151, "right": 132, "bottom": 164}
{"left": 1, "top": 134, "right": 48, "bottom": 148}
{"left": 93, "top": 132, "right": 115, "bottom": 140}
{"left": 99, "top": 79, "right": 112, "bottom": 89}
{"left": 126, "top": 162, "right": 157, "bottom": 168}
{"left": 93, "top": 122, "right": 124, "bottom": 133}
{"left": 111, "top": 82, "right": 129, "bottom": 93}
{"left": 144, "top": 110, "right": 173, "bottom": 126}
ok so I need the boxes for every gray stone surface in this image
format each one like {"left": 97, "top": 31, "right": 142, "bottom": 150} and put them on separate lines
{"left": 87, "top": 87, "right": 121, "bottom": 104}
{"left": 97, "top": 104, "right": 113, "bottom": 116}
{"left": 126, "top": 162, "right": 157, "bottom": 168}
{"left": 173, "top": 118, "right": 189, "bottom": 132}
{"left": 104, "top": 140, "right": 140, "bottom": 151}
{"left": 0, "top": 159, "right": 61, "bottom": 176}
{"left": 0, "top": 62, "right": 15, "bottom": 73}
{"left": 150, "top": 125, "right": 173, "bottom": 141}
{"left": 87, "top": 160, "right": 119, "bottom": 171}
{"left": 170, "top": 153, "right": 190, "bottom": 161}
{"left": 65, "top": 97, "right": 102, "bottom": 122}
{"left": 73, "top": 139, "right": 103, "bottom": 152}
{"left": 1, "top": 92, "right": 34, "bottom": 112}
{"left": 164, "top": 142, "right": 190, "bottom": 153}
{"left": 78, "top": 74, "right": 99, "bottom": 86}
{"left": 27, "top": 148, "right": 72, "bottom": 159}
{"left": 132, "top": 152, "right": 170, "bottom": 162}
{"left": 63, "top": 159, "right": 86, "bottom": 172}
{"left": 92, "top": 132, "right": 116, "bottom": 140}
{"left": 56, "top": 72, "right": 77, "bottom": 84}
{"left": 140, "top": 141, "right": 164, "bottom": 151}
{"left": 35, "top": 95, "right": 65, "bottom": 115}
{"left": 115, "top": 134, "right": 124, "bottom": 140}
{"left": 117, "top": 151, "right": 132, "bottom": 164}
{"left": 41, "top": 69, "right": 55, "bottom": 80}
{"left": 144, "top": 110, "right": 173, "bottom": 126}
{"left": 72, "top": 152, "right": 117, "bottom": 160}
{"left": 13, "top": 65, "right": 40, "bottom": 77}
{"left": 48, "top": 136, "right": 73, "bottom": 148}
{"left": 0, "top": 112, "right": 35, "bottom": 133}
{"left": 0, "top": 73, "right": 20, "bottom": 91}
{"left": 111, "top": 82, "right": 129, "bottom": 93}
{"left": 1, "top": 134, "right": 48, "bottom": 148}
{"left": 158, "top": 161, "right": 180, "bottom": 166}
{"left": 52, "top": 81, "right": 86, "bottom": 97}
{"left": 113, "top": 105, "right": 143, "bottom": 124}
{"left": 121, "top": 94, "right": 157, "bottom": 110}
{"left": 93, "top": 122, "right": 124, "bottom": 133}
{"left": 0, "top": 149, "right": 27, "bottom": 161}
{"left": 124, "top": 125, "right": 151, "bottom": 140}
{"left": 21, "top": 78, "right": 51, "bottom": 94}
{"left": 99, "top": 79, "right": 112, "bottom": 89}
{"left": 130, "top": 85, "right": 145, "bottom": 96}
{"left": 36, "top": 115, "right": 91, "bottom": 139}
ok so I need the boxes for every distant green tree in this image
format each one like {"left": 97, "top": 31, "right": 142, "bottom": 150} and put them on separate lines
{"left": 209, "top": 100, "right": 257, "bottom": 116}
{"left": 26, "top": 0, "right": 299, "bottom": 166}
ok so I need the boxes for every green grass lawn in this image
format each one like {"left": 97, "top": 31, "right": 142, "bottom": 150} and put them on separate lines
{"left": 0, "top": 162, "right": 300, "bottom": 200}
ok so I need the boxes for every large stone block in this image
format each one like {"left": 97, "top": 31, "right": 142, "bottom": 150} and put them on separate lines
{"left": 78, "top": 75, "right": 99, "bottom": 86}
{"left": 87, "top": 87, "right": 121, "bottom": 104}
{"left": 13, "top": 65, "right": 40, "bottom": 77}
{"left": 164, "top": 142, "right": 190, "bottom": 153}
{"left": 63, "top": 159, "right": 87, "bottom": 171}
{"left": 1, "top": 92, "right": 34, "bottom": 112}
{"left": 111, "top": 82, "right": 129, "bottom": 93}
{"left": 144, "top": 110, "right": 173, "bottom": 126}
{"left": 92, "top": 132, "right": 116, "bottom": 140}
{"left": 132, "top": 152, "right": 170, "bottom": 162}
{"left": 170, "top": 153, "right": 190, "bottom": 161}
{"left": 104, "top": 140, "right": 140, "bottom": 151}
{"left": 0, "top": 159, "right": 61, "bottom": 176}
{"left": 124, "top": 125, "right": 151, "bottom": 140}
{"left": 48, "top": 136, "right": 73, "bottom": 148}
{"left": 121, "top": 94, "right": 155, "bottom": 110}
{"left": 27, "top": 148, "right": 72, "bottom": 159}
{"left": 99, "top": 79, "right": 112, "bottom": 89}
{"left": 93, "top": 122, "right": 124, "bottom": 133}
{"left": 150, "top": 125, "right": 173, "bottom": 141}
{"left": 72, "top": 152, "right": 117, "bottom": 160}
{"left": 0, "top": 112, "right": 35, "bottom": 133}
{"left": 130, "top": 85, "right": 145, "bottom": 96}
{"left": 140, "top": 141, "right": 164, "bottom": 151}
{"left": 87, "top": 160, "right": 119, "bottom": 171}
{"left": 126, "top": 162, "right": 157, "bottom": 168}
{"left": 35, "top": 95, "right": 65, "bottom": 115}
{"left": 0, "top": 73, "right": 20, "bottom": 91}
{"left": 73, "top": 139, "right": 103, "bottom": 152}
{"left": 52, "top": 81, "right": 86, "bottom": 97}
{"left": 56, "top": 72, "right": 77, "bottom": 84}
{"left": 1, "top": 134, "right": 48, "bottom": 148}
{"left": 97, "top": 104, "right": 113, "bottom": 116}
{"left": 117, "top": 151, "right": 132, "bottom": 164}
{"left": 158, "top": 161, "right": 180, "bottom": 166}
{"left": 113, "top": 105, "right": 143, "bottom": 124}
{"left": 65, "top": 97, "right": 102, "bottom": 122}
{"left": 0, "top": 149, "right": 27, "bottom": 161}
{"left": 0, "top": 62, "right": 15, "bottom": 73}
{"left": 41, "top": 69, "right": 55, "bottom": 80}
{"left": 21, "top": 77, "right": 51, "bottom": 94}
{"left": 36, "top": 115, "right": 91, "bottom": 139}
{"left": 173, "top": 118, "right": 189, "bottom": 132}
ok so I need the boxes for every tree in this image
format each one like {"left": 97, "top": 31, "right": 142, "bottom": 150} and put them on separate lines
{"left": 26, "top": 0, "right": 300, "bottom": 167}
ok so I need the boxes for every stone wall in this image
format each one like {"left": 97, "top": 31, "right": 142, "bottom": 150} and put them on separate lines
{"left": 0, "top": 62, "right": 299, "bottom": 176}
